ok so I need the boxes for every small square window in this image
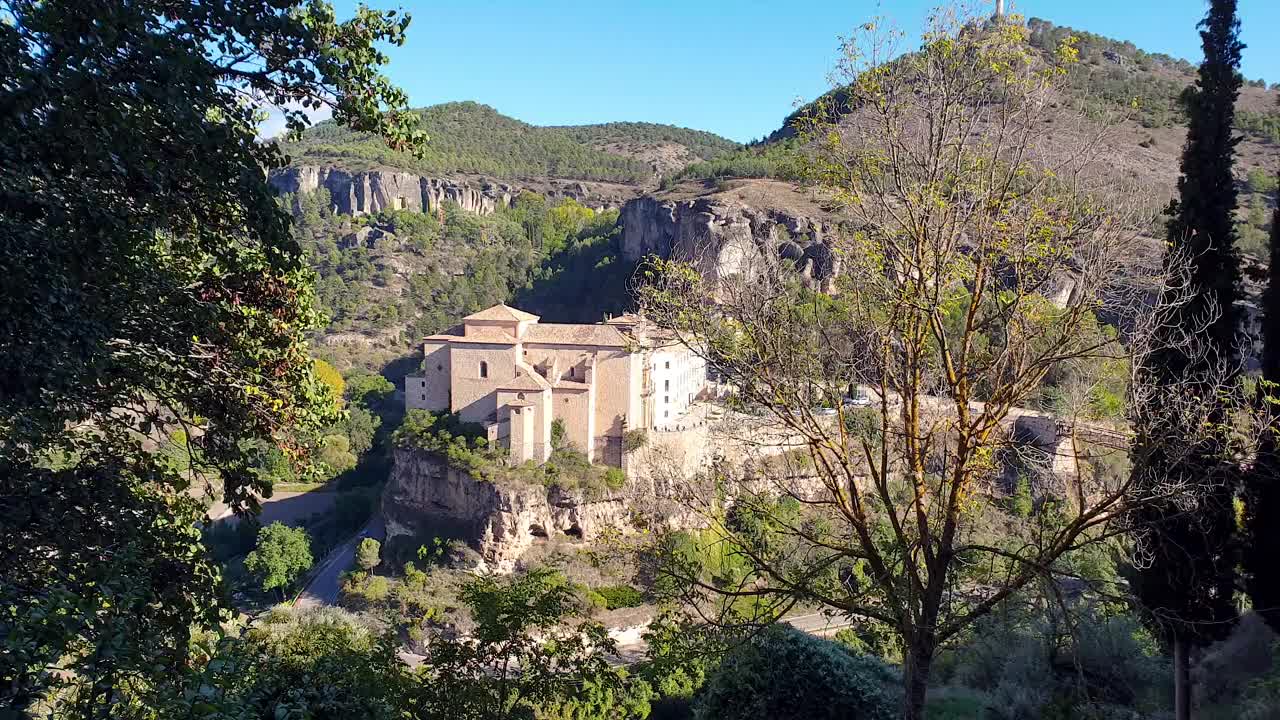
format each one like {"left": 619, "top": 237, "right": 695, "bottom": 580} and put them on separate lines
{"left": 664, "top": 395, "right": 669, "bottom": 404}
{"left": 664, "top": 410, "right": 669, "bottom": 418}
{"left": 664, "top": 379, "right": 669, "bottom": 391}
{"left": 664, "top": 361, "right": 670, "bottom": 369}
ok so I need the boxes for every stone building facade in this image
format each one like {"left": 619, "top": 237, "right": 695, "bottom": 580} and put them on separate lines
{"left": 405, "top": 304, "right": 707, "bottom": 466}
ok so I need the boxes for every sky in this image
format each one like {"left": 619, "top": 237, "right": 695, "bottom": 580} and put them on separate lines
{"left": 309, "top": 0, "right": 1280, "bottom": 143}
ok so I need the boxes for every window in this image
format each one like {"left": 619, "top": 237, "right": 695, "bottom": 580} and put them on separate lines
{"left": 664, "top": 395, "right": 669, "bottom": 404}
{"left": 664, "top": 410, "right": 669, "bottom": 418}
{"left": 664, "top": 379, "right": 669, "bottom": 391}
{"left": 479, "top": 361, "right": 488, "bottom": 379}
{"left": 664, "top": 361, "right": 670, "bottom": 369}
{"left": 517, "top": 392, "right": 525, "bottom": 400}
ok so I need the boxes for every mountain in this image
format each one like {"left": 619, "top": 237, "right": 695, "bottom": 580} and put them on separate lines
{"left": 281, "top": 101, "right": 740, "bottom": 185}
{"left": 670, "top": 17, "right": 1280, "bottom": 256}
{"left": 292, "top": 17, "right": 1280, "bottom": 378}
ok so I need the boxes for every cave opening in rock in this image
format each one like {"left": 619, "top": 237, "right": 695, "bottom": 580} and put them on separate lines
{"left": 564, "top": 525, "right": 583, "bottom": 539}
{"left": 529, "top": 524, "right": 548, "bottom": 539}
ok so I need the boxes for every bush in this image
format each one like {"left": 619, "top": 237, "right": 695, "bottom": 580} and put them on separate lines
{"left": 693, "top": 624, "right": 898, "bottom": 720}
{"left": 623, "top": 429, "right": 648, "bottom": 452}
{"left": 595, "top": 584, "right": 645, "bottom": 610}
{"left": 604, "top": 467, "right": 626, "bottom": 490}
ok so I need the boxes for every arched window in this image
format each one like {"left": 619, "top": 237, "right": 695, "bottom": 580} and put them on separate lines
{"left": 479, "top": 360, "right": 488, "bottom": 379}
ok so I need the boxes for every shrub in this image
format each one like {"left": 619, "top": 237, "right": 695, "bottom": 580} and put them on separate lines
{"left": 693, "top": 624, "right": 898, "bottom": 720}
{"left": 604, "top": 467, "right": 626, "bottom": 490}
{"left": 551, "top": 418, "right": 567, "bottom": 449}
{"left": 623, "top": 429, "right": 649, "bottom": 452}
{"left": 595, "top": 584, "right": 645, "bottom": 610}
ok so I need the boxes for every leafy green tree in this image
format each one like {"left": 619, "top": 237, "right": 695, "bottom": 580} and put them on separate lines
{"left": 245, "top": 522, "right": 314, "bottom": 599}
{"left": 357, "top": 537, "right": 383, "bottom": 572}
{"left": 638, "top": 11, "right": 1162, "bottom": 719}
{"left": 347, "top": 371, "right": 397, "bottom": 410}
{"left": 141, "top": 610, "right": 413, "bottom": 720}
{"left": 1247, "top": 167, "right": 1279, "bottom": 194}
{"left": 1245, "top": 178, "right": 1280, "bottom": 634}
{"left": 693, "top": 625, "right": 897, "bottom": 720}
{"left": 0, "top": 0, "right": 420, "bottom": 713}
{"left": 1127, "top": 1, "right": 1244, "bottom": 717}
{"left": 413, "top": 568, "right": 643, "bottom": 720}
{"left": 319, "top": 433, "right": 359, "bottom": 476}
{"left": 344, "top": 405, "right": 383, "bottom": 456}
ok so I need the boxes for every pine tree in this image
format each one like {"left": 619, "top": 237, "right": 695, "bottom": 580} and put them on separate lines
{"left": 1245, "top": 177, "right": 1280, "bottom": 633}
{"left": 1127, "top": 1, "right": 1243, "bottom": 718}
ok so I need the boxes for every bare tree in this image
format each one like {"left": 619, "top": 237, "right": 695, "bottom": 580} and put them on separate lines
{"left": 634, "top": 7, "right": 1214, "bottom": 718}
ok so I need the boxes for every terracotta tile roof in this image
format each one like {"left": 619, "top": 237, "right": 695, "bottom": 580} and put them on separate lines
{"left": 523, "top": 323, "right": 631, "bottom": 348}
{"left": 450, "top": 327, "right": 519, "bottom": 345}
{"left": 463, "top": 304, "right": 540, "bottom": 323}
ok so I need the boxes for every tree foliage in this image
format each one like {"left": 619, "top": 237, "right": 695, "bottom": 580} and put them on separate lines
{"left": 1127, "top": 0, "right": 1243, "bottom": 654}
{"left": 638, "top": 9, "right": 1168, "bottom": 719}
{"left": 1245, "top": 179, "right": 1280, "bottom": 634}
{"left": 357, "top": 537, "right": 383, "bottom": 572}
{"left": 693, "top": 624, "right": 898, "bottom": 720}
{"left": 284, "top": 101, "right": 739, "bottom": 183}
{"left": 0, "top": 0, "right": 421, "bottom": 712}
{"left": 245, "top": 522, "right": 314, "bottom": 596}
{"left": 413, "top": 568, "right": 647, "bottom": 720}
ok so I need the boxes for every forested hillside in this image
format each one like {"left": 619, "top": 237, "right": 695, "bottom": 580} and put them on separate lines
{"left": 285, "top": 188, "right": 637, "bottom": 371}
{"left": 282, "top": 101, "right": 739, "bottom": 184}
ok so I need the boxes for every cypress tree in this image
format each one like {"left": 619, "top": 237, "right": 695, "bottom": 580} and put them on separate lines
{"left": 1127, "top": 1, "right": 1243, "bottom": 717}
{"left": 1245, "top": 176, "right": 1280, "bottom": 632}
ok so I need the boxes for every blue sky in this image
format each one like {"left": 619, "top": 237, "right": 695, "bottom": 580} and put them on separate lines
{"left": 321, "top": 0, "right": 1280, "bottom": 143}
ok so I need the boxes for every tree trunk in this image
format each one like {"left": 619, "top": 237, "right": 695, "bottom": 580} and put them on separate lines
{"left": 902, "top": 632, "right": 936, "bottom": 720}
{"left": 1174, "top": 634, "right": 1191, "bottom": 720}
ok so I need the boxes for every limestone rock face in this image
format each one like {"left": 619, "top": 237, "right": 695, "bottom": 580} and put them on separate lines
{"left": 269, "top": 165, "right": 518, "bottom": 216}
{"left": 619, "top": 195, "right": 838, "bottom": 288}
{"left": 383, "top": 449, "right": 632, "bottom": 573}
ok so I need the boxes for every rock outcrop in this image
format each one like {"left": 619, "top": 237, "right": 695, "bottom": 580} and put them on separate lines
{"left": 383, "top": 449, "right": 633, "bottom": 573}
{"left": 269, "top": 164, "right": 643, "bottom": 217}
{"left": 269, "top": 165, "right": 518, "bottom": 216}
{"left": 620, "top": 195, "right": 839, "bottom": 289}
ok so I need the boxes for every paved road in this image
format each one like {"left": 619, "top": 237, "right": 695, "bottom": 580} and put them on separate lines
{"left": 207, "top": 490, "right": 339, "bottom": 526}
{"left": 294, "top": 513, "right": 385, "bottom": 609}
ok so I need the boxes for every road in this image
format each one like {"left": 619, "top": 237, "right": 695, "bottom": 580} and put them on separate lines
{"left": 294, "top": 513, "right": 385, "bottom": 609}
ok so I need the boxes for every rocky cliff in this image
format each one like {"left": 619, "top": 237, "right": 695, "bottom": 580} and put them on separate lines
{"left": 620, "top": 184, "right": 839, "bottom": 289}
{"left": 383, "top": 449, "right": 634, "bottom": 573}
{"left": 269, "top": 164, "right": 641, "bottom": 217}
{"left": 269, "top": 165, "right": 518, "bottom": 216}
